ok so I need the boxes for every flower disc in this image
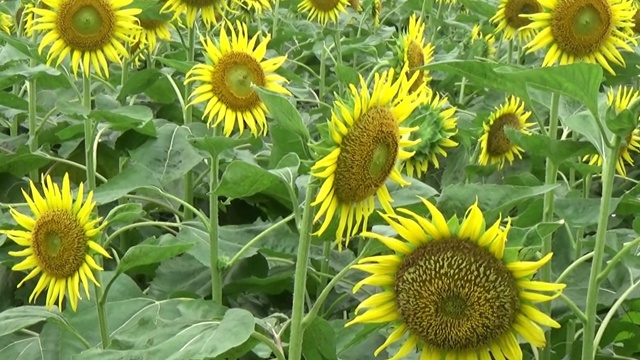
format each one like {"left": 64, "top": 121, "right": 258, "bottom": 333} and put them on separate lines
{"left": 298, "top": 0, "right": 349, "bottom": 25}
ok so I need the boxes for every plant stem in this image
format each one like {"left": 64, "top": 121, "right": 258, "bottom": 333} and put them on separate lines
{"left": 251, "top": 331, "right": 286, "bottom": 360}
{"left": 287, "top": 179, "right": 317, "bottom": 360}
{"left": 182, "top": 26, "right": 196, "bottom": 220}
{"left": 227, "top": 213, "right": 295, "bottom": 267}
{"left": 507, "top": 38, "right": 514, "bottom": 64}
{"left": 27, "top": 77, "right": 38, "bottom": 182}
{"left": 540, "top": 92, "right": 560, "bottom": 360}
{"left": 582, "top": 135, "right": 621, "bottom": 360}
{"left": 597, "top": 235, "right": 640, "bottom": 282}
{"left": 593, "top": 279, "right": 640, "bottom": 351}
{"left": 209, "top": 146, "right": 222, "bottom": 304}
{"left": 458, "top": 77, "right": 466, "bottom": 104}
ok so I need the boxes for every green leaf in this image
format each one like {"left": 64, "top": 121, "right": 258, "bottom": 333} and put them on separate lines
{"left": 117, "top": 68, "right": 163, "bottom": 101}
{"left": 149, "top": 254, "right": 210, "bottom": 299}
{"left": 0, "top": 306, "right": 64, "bottom": 337}
{"left": 606, "top": 108, "right": 637, "bottom": 138}
{"left": 303, "top": 317, "right": 338, "bottom": 360}
{"left": 93, "top": 164, "right": 162, "bottom": 205}
{"left": 555, "top": 198, "right": 621, "bottom": 227}
{"left": 189, "top": 134, "right": 257, "bottom": 157}
{"left": 0, "top": 92, "right": 29, "bottom": 111}
{"left": 562, "top": 110, "right": 605, "bottom": 154}
{"left": 155, "top": 57, "right": 196, "bottom": 73}
{"left": 0, "top": 151, "right": 51, "bottom": 177}
{"left": 505, "top": 128, "right": 595, "bottom": 165}
{"left": 117, "top": 235, "right": 197, "bottom": 273}
{"left": 198, "top": 308, "right": 255, "bottom": 357}
{"left": 103, "top": 203, "right": 146, "bottom": 228}
{"left": 217, "top": 159, "right": 295, "bottom": 207}
{"left": 335, "top": 63, "right": 360, "bottom": 86}
{"left": 91, "top": 106, "right": 156, "bottom": 136}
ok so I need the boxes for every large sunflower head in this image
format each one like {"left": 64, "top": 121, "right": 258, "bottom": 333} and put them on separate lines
{"left": 470, "top": 24, "right": 497, "bottom": 59}
{"left": 523, "top": 0, "right": 637, "bottom": 75}
{"left": 1, "top": 174, "right": 110, "bottom": 312}
{"left": 30, "top": 0, "right": 141, "bottom": 78}
{"left": 478, "top": 95, "right": 534, "bottom": 169}
{"left": 185, "top": 21, "right": 290, "bottom": 137}
{"left": 347, "top": 198, "right": 564, "bottom": 359}
{"left": 297, "top": 0, "right": 349, "bottom": 25}
{"left": 401, "top": 91, "right": 458, "bottom": 178}
{"left": 161, "top": 0, "right": 234, "bottom": 28}
{"left": 583, "top": 85, "right": 640, "bottom": 175}
{"left": 398, "top": 14, "right": 434, "bottom": 94}
{"left": 310, "top": 68, "right": 427, "bottom": 248}
{"left": 490, "top": 0, "right": 542, "bottom": 42}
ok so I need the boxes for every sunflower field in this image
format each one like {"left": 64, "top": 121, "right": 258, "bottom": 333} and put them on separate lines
{"left": 2, "top": 0, "right": 640, "bottom": 359}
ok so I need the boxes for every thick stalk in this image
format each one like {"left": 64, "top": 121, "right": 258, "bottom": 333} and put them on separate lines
{"left": 182, "top": 26, "right": 196, "bottom": 220}
{"left": 287, "top": 180, "right": 316, "bottom": 360}
{"left": 581, "top": 135, "right": 621, "bottom": 360}
{"left": 27, "top": 77, "right": 38, "bottom": 181}
{"left": 209, "top": 147, "right": 222, "bottom": 303}
{"left": 540, "top": 92, "right": 560, "bottom": 360}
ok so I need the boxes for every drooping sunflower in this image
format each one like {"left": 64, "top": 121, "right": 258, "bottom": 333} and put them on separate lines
{"left": 0, "top": 13, "right": 12, "bottom": 34}
{"left": 399, "top": 14, "right": 435, "bottom": 94}
{"left": 130, "top": 15, "right": 174, "bottom": 67}
{"left": 347, "top": 198, "right": 564, "bottom": 359}
{"left": 523, "top": 0, "right": 636, "bottom": 75}
{"left": 401, "top": 92, "right": 458, "bottom": 178}
{"left": 298, "top": 0, "right": 349, "bottom": 25}
{"left": 584, "top": 86, "right": 640, "bottom": 176}
{"left": 18, "top": 4, "right": 35, "bottom": 37}
{"left": 161, "top": 0, "right": 235, "bottom": 28}
{"left": 185, "top": 21, "right": 290, "bottom": 137}
{"left": 311, "top": 68, "right": 427, "bottom": 248}
{"left": 471, "top": 24, "right": 497, "bottom": 59}
{"left": 1, "top": 174, "right": 110, "bottom": 312}
{"left": 478, "top": 96, "right": 534, "bottom": 168}
{"left": 30, "top": 0, "right": 141, "bottom": 78}
{"left": 490, "top": 0, "right": 542, "bottom": 42}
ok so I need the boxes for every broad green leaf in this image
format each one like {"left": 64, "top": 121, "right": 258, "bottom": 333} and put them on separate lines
{"left": 117, "top": 235, "right": 196, "bottom": 273}
{"left": 56, "top": 99, "right": 89, "bottom": 117}
{"left": 0, "top": 151, "right": 51, "bottom": 177}
{"left": 0, "top": 92, "right": 29, "bottom": 111}
{"left": 117, "top": 68, "right": 163, "bottom": 101}
{"left": 149, "top": 254, "right": 210, "bottom": 299}
{"left": 217, "top": 160, "right": 293, "bottom": 206}
{"left": 0, "top": 306, "right": 65, "bottom": 337}
{"left": 103, "top": 203, "right": 146, "bottom": 228}
{"left": 196, "top": 308, "right": 255, "bottom": 357}
{"left": 189, "top": 134, "right": 257, "bottom": 157}
{"left": 505, "top": 128, "right": 595, "bottom": 165}
{"left": 303, "top": 317, "right": 338, "bottom": 360}
{"left": 93, "top": 164, "right": 162, "bottom": 205}
{"left": 606, "top": 108, "right": 637, "bottom": 138}
{"left": 155, "top": 57, "right": 196, "bottom": 73}
{"left": 0, "top": 334, "right": 43, "bottom": 360}
{"left": 91, "top": 106, "right": 156, "bottom": 136}
{"left": 555, "top": 198, "right": 621, "bottom": 227}
{"left": 335, "top": 63, "right": 360, "bottom": 86}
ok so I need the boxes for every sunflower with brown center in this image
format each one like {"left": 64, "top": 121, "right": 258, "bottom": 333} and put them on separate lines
{"left": 30, "top": 0, "right": 141, "bottom": 78}
{"left": 1, "top": 174, "right": 110, "bottom": 311}
{"left": 523, "top": 0, "right": 636, "bottom": 75}
{"left": 311, "top": 68, "right": 426, "bottom": 248}
{"left": 185, "top": 21, "right": 290, "bottom": 137}
{"left": 478, "top": 96, "right": 534, "bottom": 168}
{"left": 399, "top": 14, "right": 435, "bottom": 94}
{"left": 584, "top": 86, "right": 640, "bottom": 176}
{"left": 130, "top": 15, "right": 174, "bottom": 67}
{"left": 348, "top": 198, "right": 564, "bottom": 359}
{"left": 298, "top": 0, "right": 349, "bottom": 25}
{"left": 491, "top": 0, "right": 542, "bottom": 42}
{"left": 161, "top": 0, "right": 237, "bottom": 28}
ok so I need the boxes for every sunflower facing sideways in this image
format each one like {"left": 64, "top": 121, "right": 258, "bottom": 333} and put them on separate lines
{"left": 478, "top": 96, "right": 534, "bottom": 168}
{"left": 490, "top": 0, "right": 542, "bottom": 42}
{"left": 185, "top": 21, "right": 290, "bottom": 137}
{"left": 161, "top": 0, "right": 238, "bottom": 28}
{"left": 0, "top": 13, "right": 12, "bottom": 34}
{"left": 470, "top": 24, "right": 497, "bottom": 59}
{"left": 298, "top": 0, "right": 349, "bottom": 25}
{"left": 584, "top": 86, "right": 640, "bottom": 176}
{"left": 29, "top": 0, "right": 141, "bottom": 78}
{"left": 347, "top": 198, "right": 564, "bottom": 359}
{"left": 523, "top": 0, "right": 636, "bottom": 75}
{"left": 311, "top": 68, "right": 427, "bottom": 248}
{"left": 130, "top": 14, "right": 174, "bottom": 67}
{"left": 398, "top": 14, "right": 435, "bottom": 94}
{"left": 1, "top": 174, "right": 110, "bottom": 312}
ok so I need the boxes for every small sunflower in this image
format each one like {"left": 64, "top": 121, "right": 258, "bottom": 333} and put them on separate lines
{"left": 490, "top": 0, "right": 542, "bottom": 42}
{"left": 471, "top": 24, "right": 497, "bottom": 59}
{"left": 185, "top": 21, "right": 290, "bottom": 137}
{"left": 298, "top": 0, "right": 349, "bottom": 25}
{"left": 311, "top": 68, "right": 427, "bottom": 248}
{"left": 130, "top": 15, "right": 173, "bottom": 67}
{"left": 0, "top": 13, "right": 12, "bottom": 34}
{"left": 19, "top": 4, "right": 35, "bottom": 37}
{"left": 237, "top": 0, "right": 272, "bottom": 14}
{"left": 583, "top": 86, "right": 640, "bottom": 175}
{"left": 399, "top": 14, "right": 435, "bottom": 94}
{"left": 1, "top": 174, "right": 110, "bottom": 312}
{"left": 30, "top": 0, "right": 141, "bottom": 78}
{"left": 401, "top": 92, "right": 458, "bottom": 178}
{"left": 479, "top": 96, "right": 534, "bottom": 168}
{"left": 161, "top": 0, "right": 234, "bottom": 28}
{"left": 348, "top": 198, "right": 564, "bottom": 359}
{"left": 523, "top": 0, "right": 637, "bottom": 75}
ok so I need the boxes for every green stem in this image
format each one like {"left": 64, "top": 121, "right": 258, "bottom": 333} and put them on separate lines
{"left": 209, "top": 149, "right": 222, "bottom": 304}
{"left": 182, "top": 26, "right": 196, "bottom": 220}
{"left": 103, "top": 221, "right": 184, "bottom": 249}
{"left": 272, "top": 0, "right": 280, "bottom": 38}
{"left": 458, "top": 77, "right": 466, "bottom": 105}
{"left": 317, "top": 241, "right": 332, "bottom": 294}
{"left": 597, "top": 236, "right": 640, "bottom": 282}
{"left": 593, "top": 280, "right": 640, "bottom": 351}
{"left": 287, "top": 180, "right": 317, "bottom": 360}
{"left": 27, "top": 77, "right": 38, "bottom": 182}
{"left": 227, "top": 213, "right": 295, "bottom": 267}
{"left": 540, "top": 92, "right": 560, "bottom": 360}
{"left": 146, "top": 186, "right": 210, "bottom": 230}
{"left": 581, "top": 134, "right": 621, "bottom": 360}
{"left": 559, "top": 294, "right": 588, "bottom": 324}
{"left": 507, "top": 38, "right": 514, "bottom": 64}
{"left": 555, "top": 251, "right": 593, "bottom": 284}
{"left": 251, "top": 331, "right": 285, "bottom": 360}
{"left": 565, "top": 320, "right": 576, "bottom": 360}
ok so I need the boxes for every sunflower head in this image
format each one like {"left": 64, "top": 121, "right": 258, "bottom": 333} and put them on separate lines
{"left": 397, "top": 14, "right": 434, "bottom": 94}
{"left": 310, "top": 68, "right": 427, "bottom": 248}
{"left": 185, "top": 21, "right": 290, "bottom": 137}
{"left": 347, "top": 198, "right": 564, "bottom": 359}
{"left": 1, "top": 173, "right": 111, "bottom": 312}
{"left": 490, "top": 0, "right": 541, "bottom": 41}
{"left": 0, "top": 12, "right": 13, "bottom": 34}
{"left": 470, "top": 25, "right": 497, "bottom": 59}
{"left": 17, "top": 4, "right": 35, "bottom": 37}
{"left": 130, "top": 13, "right": 174, "bottom": 67}
{"left": 401, "top": 91, "right": 458, "bottom": 178}
{"left": 161, "top": 0, "right": 233, "bottom": 28}
{"left": 583, "top": 85, "right": 640, "bottom": 175}
{"left": 372, "top": 0, "right": 381, "bottom": 26}
{"left": 478, "top": 95, "right": 534, "bottom": 169}
{"left": 523, "top": 0, "right": 637, "bottom": 75}
{"left": 298, "top": 0, "right": 349, "bottom": 25}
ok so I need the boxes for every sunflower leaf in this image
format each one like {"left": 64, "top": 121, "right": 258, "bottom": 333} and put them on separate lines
{"left": 117, "top": 235, "right": 196, "bottom": 274}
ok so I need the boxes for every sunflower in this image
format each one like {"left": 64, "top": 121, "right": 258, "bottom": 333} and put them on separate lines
{"left": 478, "top": 96, "right": 534, "bottom": 168}
{"left": 0, "top": 174, "right": 110, "bottom": 312}
{"left": 311, "top": 68, "right": 427, "bottom": 248}
{"left": 471, "top": 24, "right": 497, "bottom": 59}
{"left": 298, "top": 0, "right": 349, "bottom": 25}
{"left": 0, "top": 13, "right": 12, "bottom": 34}
{"left": 130, "top": 15, "right": 173, "bottom": 67}
{"left": 634, "top": 7, "right": 640, "bottom": 33}
{"left": 523, "top": 0, "right": 636, "bottom": 75}
{"left": 19, "top": 4, "right": 35, "bottom": 37}
{"left": 161, "top": 0, "right": 234, "bottom": 28}
{"left": 490, "top": 0, "right": 541, "bottom": 42}
{"left": 399, "top": 14, "right": 435, "bottom": 94}
{"left": 347, "top": 198, "right": 564, "bottom": 359}
{"left": 30, "top": 0, "right": 141, "bottom": 78}
{"left": 185, "top": 21, "right": 289, "bottom": 137}
{"left": 583, "top": 86, "right": 640, "bottom": 176}
{"left": 401, "top": 92, "right": 458, "bottom": 178}
{"left": 236, "top": 0, "right": 272, "bottom": 15}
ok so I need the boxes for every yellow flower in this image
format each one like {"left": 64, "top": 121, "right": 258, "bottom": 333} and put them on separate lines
{"left": 1, "top": 174, "right": 110, "bottom": 312}
{"left": 19, "top": 4, "right": 35, "bottom": 37}
{"left": 478, "top": 96, "right": 534, "bottom": 168}
{"left": 401, "top": 91, "right": 458, "bottom": 178}
{"left": 400, "top": 14, "right": 435, "bottom": 94}
{"left": 0, "top": 13, "right": 12, "bottom": 34}
{"left": 583, "top": 86, "right": 640, "bottom": 176}
{"left": 298, "top": 0, "right": 349, "bottom": 25}
{"left": 161, "top": 0, "right": 236, "bottom": 28}
{"left": 237, "top": 0, "right": 272, "bottom": 15}
{"left": 471, "top": 24, "right": 497, "bottom": 59}
{"left": 490, "top": 0, "right": 542, "bottom": 42}
{"left": 131, "top": 15, "right": 174, "bottom": 67}
{"left": 348, "top": 199, "right": 564, "bottom": 359}
{"left": 523, "top": 0, "right": 637, "bottom": 75}
{"left": 311, "top": 68, "right": 427, "bottom": 248}
{"left": 185, "top": 21, "right": 290, "bottom": 137}
{"left": 30, "top": 0, "right": 141, "bottom": 78}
